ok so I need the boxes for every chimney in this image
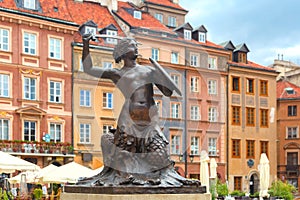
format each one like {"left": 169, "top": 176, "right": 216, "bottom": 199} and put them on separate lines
{"left": 111, "top": 0, "right": 118, "bottom": 11}
{"left": 74, "top": 0, "right": 83, "bottom": 2}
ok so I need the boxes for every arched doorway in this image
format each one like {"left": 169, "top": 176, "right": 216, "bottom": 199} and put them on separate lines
{"left": 249, "top": 173, "right": 259, "bottom": 194}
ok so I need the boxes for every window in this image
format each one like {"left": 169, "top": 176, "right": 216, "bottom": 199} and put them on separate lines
{"left": 79, "top": 123, "right": 90, "bottom": 143}
{"left": 103, "top": 125, "right": 113, "bottom": 134}
{"left": 208, "top": 107, "right": 217, "bottom": 122}
{"left": 260, "top": 80, "right": 268, "bottom": 96}
{"left": 246, "top": 107, "right": 255, "bottom": 126}
{"left": 288, "top": 105, "right": 297, "bottom": 116}
{"left": 238, "top": 53, "right": 246, "bottom": 63}
{"left": 287, "top": 127, "right": 298, "bottom": 139}
{"left": 0, "top": 28, "right": 9, "bottom": 51}
{"left": 190, "top": 76, "right": 199, "bottom": 92}
{"left": 23, "top": 32, "right": 36, "bottom": 55}
{"left": 24, "top": 121, "right": 36, "bottom": 141}
{"left": 199, "top": 32, "right": 206, "bottom": 42}
{"left": 232, "top": 139, "right": 241, "bottom": 158}
{"left": 103, "top": 62, "right": 113, "bottom": 69}
{"left": 191, "top": 106, "right": 200, "bottom": 120}
{"left": 246, "top": 78, "right": 254, "bottom": 94}
{"left": 232, "top": 76, "right": 240, "bottom": 92}
{"left": 49, "top": 81, "right": 61, "bottom": 103}
{"left": 85, "top": 26, "right": 96, "bottom": 35}
{"left": 232, "top": 106, "right": 240, "bottom": 125}
{"left": 208, "top": 56, "right": 217, "bottom": 69}
{"left": 260, "top": 141, "right": 269, "bottom": 157}
{"left": 103, "top": 92, "right": 113, "bottom": 109}
{"left": 0, "top": 119, "right": 9, "bottom": 140}
{"left": 171, "top": 103, "right": 180, "bottom": 119}
{"left": 184, "top": 30, "right": 191, "bottom": 40}
{"left": 24, "top": 0, "right": 36, "bottom": 9}
{"left": 246, "top": 140, "right": 255, "bottom": 158}
{"left": 154, "top": 13, "right": 163, "bottom": 23}
{"left": 190, "top": 54, "right": 199, "bottom": 67}
{"left": 171, "top": 135, "right": 180, "bottom": 154}
{"left": 80, "top": 89, "right": 91, "bottom": 107}
{"left": 208, "top": 137, "right": 217, "bottom": 156}
{"left": 171, "top": 74, "right": 180, "bottom": 87}
{"left": 151, "top": 48, "right": 159, "bottom": 61}
{"left": 106, "top": 30, "right": 117, "bottom": 44}
{"left": 171, "top": 52, "right": 179, "bottom": 64}
{"left": 287, "top": 152, "right": 298, "bottom": 167}
{"left": 0, "top": 74, "right": 9, "bottom": 97}
{"left": 234, "top": 177, "right": 242, "bottom": 191}
{"left": 24, "top": 77, "right": 36, "bottom": 100}
{"left": 49, "top": 38, "right": 62, "bottom": 59}
{"left": 260, "top": 109, "right": 268, "bottom": 127}
{"left": 133, "top": 10, "right": 142, "bottom": 19}
{"left": 208, "top": 80, "right": 217, "bottom": 95}
{"left": 168, "top": 16, "right": 176, "bottom": 27}
{"left": 50, "top": 123, "right": 61, "bottom": 142}
{"left": 190, "top": 136, "right": 199, "bottom": 155}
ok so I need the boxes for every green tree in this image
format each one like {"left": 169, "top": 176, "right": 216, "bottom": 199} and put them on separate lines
{"left": 268, "top": 180, "right": 296, "bottom": 200}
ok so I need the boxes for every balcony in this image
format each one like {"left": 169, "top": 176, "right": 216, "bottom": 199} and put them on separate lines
{"left": 286, "top": 165, "right": 299, "bottom": 177}
{"left": 0, "top": 140, "right": 74, "bottom": 156}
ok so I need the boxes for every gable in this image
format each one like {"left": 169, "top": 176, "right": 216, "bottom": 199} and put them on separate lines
{"left": 15, "top": 106, "right": 46, "bottom": 116}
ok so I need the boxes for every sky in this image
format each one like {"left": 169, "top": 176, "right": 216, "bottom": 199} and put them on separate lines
{"left": 180, "top": 0, "right": 300, "bottom": 66}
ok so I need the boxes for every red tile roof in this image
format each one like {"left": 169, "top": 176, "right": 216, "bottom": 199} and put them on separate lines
{"left": 115, "top": 1, "right": 173, "bottom": 34}
{"left": 144, "top": 0, "right": 187, "bottom": 11}
{"left": 228, "top": 60, "right": 276, "bottom": 72}
{"left": 277, "top": 80, "right": 300, "bottom": 99}
{"left": 0, "top": 0, "right": 124, "bottom": 45}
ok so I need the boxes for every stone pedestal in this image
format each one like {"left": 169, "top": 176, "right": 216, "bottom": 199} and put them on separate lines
{"left": 61, "top": 193, "right": 211, "bottom": 200}
{"left": 61, "top": 185, "right": 210, "bottom": 200}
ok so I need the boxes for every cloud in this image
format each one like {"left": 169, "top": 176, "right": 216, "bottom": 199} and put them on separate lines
{"left": 180, "top": 0, "right": 300, "bottom": 66}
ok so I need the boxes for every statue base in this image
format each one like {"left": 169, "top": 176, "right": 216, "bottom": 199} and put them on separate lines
{"left": 62, "top": 185, "right": 210, "bottom": 200}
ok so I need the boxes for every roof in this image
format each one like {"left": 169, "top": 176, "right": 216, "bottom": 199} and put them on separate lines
{"left": 228, "top": 60, "right": 277, "bottom": 72}
{"left": 0, "top": 0, "right": 124, "bottom": 45}
{"left": 277, "top": 80, "right": 300, "bottom": 99}
{"left": 114, "top": 1, "right": 174, "bottom": 34}
{"left": 174, "top": 22, "right": 193, "bottom": 31}
{"left": 193, "top": 25, "right": 207, "bottom": 33}
{"left": 234, "top": 43, "right": 250, "bottom": 53}
{"left": 144, "top": 0, "right": 187, "bottom": 12}
{"left": 219, "top": 40, "right": 236, "bottom": 51}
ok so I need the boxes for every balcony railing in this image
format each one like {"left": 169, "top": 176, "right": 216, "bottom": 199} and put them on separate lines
{"left": 0, "top": 140, "right": 74, "bottom": 155}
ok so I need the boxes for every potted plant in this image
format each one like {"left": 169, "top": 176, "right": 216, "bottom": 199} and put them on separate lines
{"left": 216, "top": 180, "right": 229, "bottom": 199}
{"left": 230, "top": 190, "right": 246, "bottom": 199}
{"left": 268, "top": 180, "right": 296, "bottom": 200}
{"left": 33, "top": 188, "right": 43, "bottom": 200}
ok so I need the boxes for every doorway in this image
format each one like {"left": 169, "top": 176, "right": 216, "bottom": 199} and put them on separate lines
{"left": 249, "top": 173, "right": 259, "bottom": 195}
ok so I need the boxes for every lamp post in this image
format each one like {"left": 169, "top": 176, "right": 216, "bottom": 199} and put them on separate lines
{"left": 178, "top": 153, "right": 195, "bottom": 178}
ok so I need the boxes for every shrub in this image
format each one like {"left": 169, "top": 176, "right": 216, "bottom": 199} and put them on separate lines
{"left": 216, "top": 180, "right": 229, "bottom": 197}
{"left": 230, "top": 190, "right": 245, "bottom": 197}
{"left": 268, "top": 180, "right": 296, "bottom": 200}
{"left": 33, "top": 188, "right": 43, "bottom": 200}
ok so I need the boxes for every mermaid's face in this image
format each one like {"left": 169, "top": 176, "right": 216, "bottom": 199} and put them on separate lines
{"left": 125, "top": 40, "right": 138, "bottom": 59}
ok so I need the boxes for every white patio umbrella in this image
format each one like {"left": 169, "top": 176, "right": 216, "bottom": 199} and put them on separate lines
{"left": 259, "top": 153, "right": 270, "bottom": 199}
{"left": 42, "top": 162, "right": 94, "bottom": 183}
{"left": 8, "top": 171, "right": 39, "bottom": 184}
{"left": 0, "top": 151, "right": 40, "bottom": 173}
{"left": 200, "top": 150, "right": 210, "bottom": 193}
{"left": 210, "top": 158, "right": 217, "bottom": 179}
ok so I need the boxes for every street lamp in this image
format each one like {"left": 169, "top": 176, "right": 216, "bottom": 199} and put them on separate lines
{"left": 178, "top": 153, "right": 195, "bottom": 177}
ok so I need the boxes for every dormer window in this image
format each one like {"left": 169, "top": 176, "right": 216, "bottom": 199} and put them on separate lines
{"left": 85, "top": 27, "right": 96, "bottom": 35}
{"left": 285, "top": 87, "right": 295, "bottom": 95}
{"left": 106, "top": 30, "right": 117, "bottom": 44}
{"left": 24, "top": 0, "right": 36, "bottom": 10}
{"left": 155, "top": 13, "right": 163, "bottom": 23}
{"left": 184, "top": 30, "right": 191, "bottom": 40}
{"left": 199, "top": 32, "right": 206, "bottom": 42}
{"left": 134, "top": 11, "right": 142, "bottom": 19}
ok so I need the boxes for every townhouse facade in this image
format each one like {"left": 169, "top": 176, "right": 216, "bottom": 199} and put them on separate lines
{"left": 277, "top": 80, "right": 300, "bottom": 191}
{"left": 0, "top": 0, "right": 77, "bottom": 167}
{"left": 223, "top": 41, "right": 278, "bottom": 193}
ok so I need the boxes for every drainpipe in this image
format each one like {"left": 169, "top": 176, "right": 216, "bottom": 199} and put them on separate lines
{"left": 226, "top": 64, "right": 229, "bottom": 181}
{"left": 184, "top": 68, "right": 188, "bottom": 178}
